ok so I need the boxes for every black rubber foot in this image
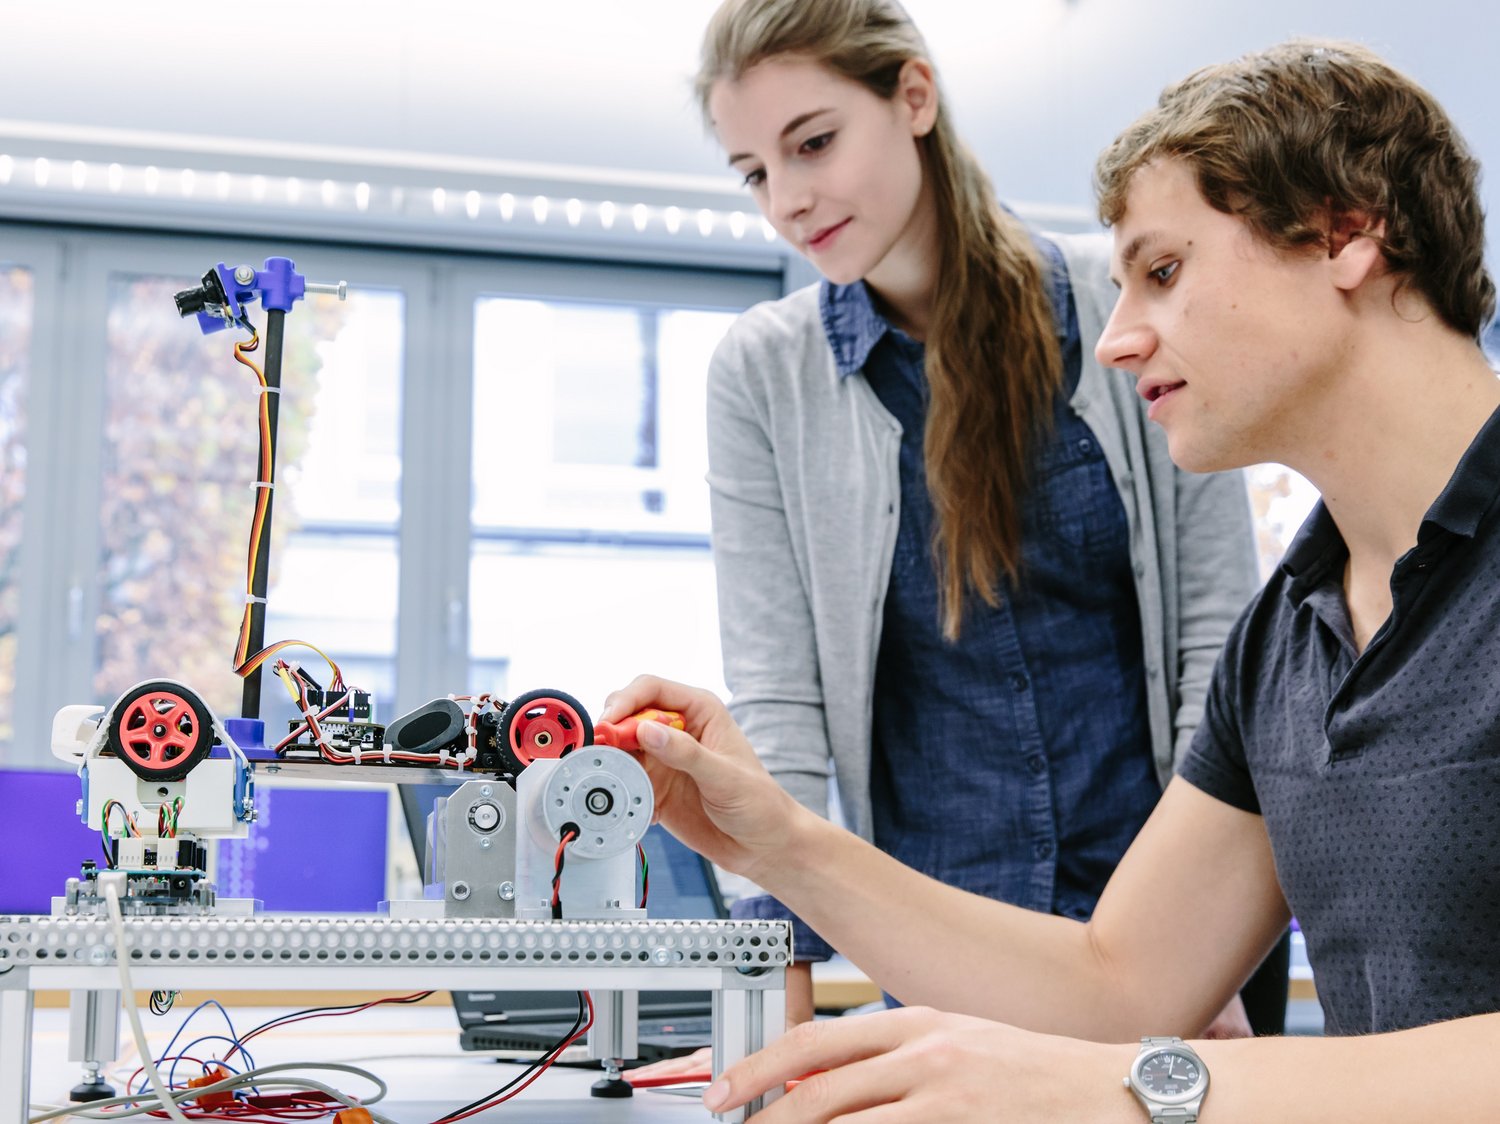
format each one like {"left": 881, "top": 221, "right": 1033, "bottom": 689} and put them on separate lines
{"left": 591, "top": 1076, "right": 633, "bottom": 1098}
{"left": 70, "top": 1080, "right": 116, "bottom": 1103}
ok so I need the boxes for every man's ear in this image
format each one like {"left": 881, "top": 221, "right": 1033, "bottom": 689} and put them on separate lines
{"left": 896, "top": 58, "right": 939, "bottom": 137}
{"left": 1328, "top": 211, "right": 1386, "bottom": 292}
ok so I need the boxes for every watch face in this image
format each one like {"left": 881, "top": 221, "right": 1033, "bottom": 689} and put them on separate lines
{"left": 1137, "top": 1049, "right": 1204, "bottom": 1099}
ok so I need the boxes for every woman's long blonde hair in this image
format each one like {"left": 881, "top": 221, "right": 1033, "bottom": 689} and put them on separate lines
{"left": 698, "top": 0, "right": 1062, "bottom": 640}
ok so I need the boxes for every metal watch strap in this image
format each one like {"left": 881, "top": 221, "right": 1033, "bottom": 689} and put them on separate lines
{"left": 1140, "top": 1038, "right": 1198, "bottom": 1124}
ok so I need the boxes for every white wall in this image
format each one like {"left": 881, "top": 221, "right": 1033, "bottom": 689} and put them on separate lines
{"left": 1, "top": 0, "right": 1496, "bottom": 256}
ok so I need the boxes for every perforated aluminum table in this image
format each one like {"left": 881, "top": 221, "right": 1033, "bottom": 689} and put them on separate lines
{"left": 0, "top": 915, "right": 789, "bottom": 1124}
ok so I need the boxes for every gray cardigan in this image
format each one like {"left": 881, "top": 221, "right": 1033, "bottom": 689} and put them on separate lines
{"left": 706, "top": 231, "right": 1259, "bottom": 841}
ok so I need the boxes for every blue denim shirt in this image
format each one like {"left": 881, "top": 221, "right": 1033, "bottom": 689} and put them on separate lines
{"left": 737, "top": 238, "right": 1160, "bottom": 961}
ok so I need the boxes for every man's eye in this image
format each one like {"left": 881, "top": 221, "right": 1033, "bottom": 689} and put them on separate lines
{"left": 801, "top": 132, "right": 834, "bottom": 155}
{"left": 1150, "top": 261, "right": 1180, "bottom": 285}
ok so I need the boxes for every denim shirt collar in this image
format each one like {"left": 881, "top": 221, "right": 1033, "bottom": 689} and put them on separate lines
{"left": 818, "top": 234, "right": 1074, "bottom": 381}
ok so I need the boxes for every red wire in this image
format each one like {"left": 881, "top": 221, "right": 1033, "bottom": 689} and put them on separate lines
{"left": 637, "top": 843, "right": 649, "bottom": 909}
{"left": 551, "top": 830, "right": 578, "bottom": 910}
{"left": 224, "top": 992, "right": 433, "bottom": 1063}
{"left": 434, "top": 992, "right": 595, "bottom": 1123}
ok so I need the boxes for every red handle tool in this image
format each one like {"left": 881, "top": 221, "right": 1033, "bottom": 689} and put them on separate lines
{"left": 592, "top": 708, "right": 686, "bottom": 750}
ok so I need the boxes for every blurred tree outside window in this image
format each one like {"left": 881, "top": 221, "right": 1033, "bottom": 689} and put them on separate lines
{"left": 0, "top": 266, "right": 31, "bottom": 760}
{"left": 97, "top": 277, "right": 402, "bottom": 725}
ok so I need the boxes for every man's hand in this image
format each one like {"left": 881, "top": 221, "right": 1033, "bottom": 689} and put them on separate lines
{"left": 700, "top": 1007, "right": 1138, "bottom": 1123}
{"left": 599, "top": 675, "right": 815, "bottom": 884}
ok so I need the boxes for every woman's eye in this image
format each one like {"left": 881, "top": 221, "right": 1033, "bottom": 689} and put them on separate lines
{"left": 800, "top": 132, "right": 834, "bottom": 155}
{"left": 741, "top": 168, "right": 766, "bottom": 189}
{"left": 1149, "top": 261, "right": 1180, "bottom": 285}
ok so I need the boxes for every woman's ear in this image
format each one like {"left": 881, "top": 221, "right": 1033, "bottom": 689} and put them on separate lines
{"left": 897, "top": 58, "right": 939, "bottom": 137}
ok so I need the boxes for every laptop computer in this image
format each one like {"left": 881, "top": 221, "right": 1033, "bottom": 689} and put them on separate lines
{"left": 399, "top": 785, "right": 728, "bottom": 1062}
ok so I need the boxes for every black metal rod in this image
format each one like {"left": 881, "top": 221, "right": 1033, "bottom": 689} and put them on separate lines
{"left": 241, "top": 307, "right": 285, "bottom": 721}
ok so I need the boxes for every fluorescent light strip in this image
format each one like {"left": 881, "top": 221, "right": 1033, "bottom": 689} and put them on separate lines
{"left": 0, "top": 152, "right": 783, "bottom": 248}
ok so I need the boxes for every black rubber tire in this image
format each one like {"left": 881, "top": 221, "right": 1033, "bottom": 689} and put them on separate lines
{"left": 105, "top": 680, "right": 214, "bottom": 782}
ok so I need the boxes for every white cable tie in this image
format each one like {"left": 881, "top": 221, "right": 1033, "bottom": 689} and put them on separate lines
{"left": 438, "top": 748, "right": 451, "bottom": 766}
{"left": 381, "top": 744, "right": 393, "bottom": 763}
{"left": 257, "top": 385, "right": 282, "bottom": 395}
{"left": 446, "top": 693, "right": 458, "bottom": 701}
{"left": 463, "top": 724, "right": 475, "bottom": 736}
{"left": 350, "top": 743, "right": 363, "bottom": 764}
{"left": 244, "top": 594, "right": 267, "bottom": 605}
{"left": 251, "top": 481, "right": 274, "bottom": 491}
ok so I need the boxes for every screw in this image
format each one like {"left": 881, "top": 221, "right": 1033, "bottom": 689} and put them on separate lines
{"left": 498, "top": 882, "right": 515, "bottom": 901}
{"left": 479, "top": 838, "right": 491, "bottom": 849}
{"left": 234, "top": 265, "right": 255, "bottom": 284}
{"left": 480, "top": 785, "right": 492, "bottom": 797}
{"left": 451, "top": 881, "right": 471, "bottom": 901}
{"left": 651, "top": 947, "right": 670, "bottom": 965}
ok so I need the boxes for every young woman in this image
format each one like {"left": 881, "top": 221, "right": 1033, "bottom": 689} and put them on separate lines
{"left": 680, "top": 0, "right": 1277, "bottom": 1046}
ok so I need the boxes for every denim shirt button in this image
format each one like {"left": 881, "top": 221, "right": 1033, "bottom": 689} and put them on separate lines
{"left": 1011, "top": 673, "right": 1029, "bottom": 693}
{"left": 1034, "top": 840, "right": 1054, "bottom": 860}
{"left": 1027, "top": 755, "right": 1045, "bottom": 775}
{"left": 1077, "top": 438, "right": 1093, "bottom": 454}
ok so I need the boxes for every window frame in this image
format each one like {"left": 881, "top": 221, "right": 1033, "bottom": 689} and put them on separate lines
{"left": 1, "top": 220, "right": 781, "bottom": 761}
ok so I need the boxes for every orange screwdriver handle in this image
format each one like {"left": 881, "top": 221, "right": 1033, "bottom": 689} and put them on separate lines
{"left": 593, "top": 708, "right": 686, "bottom": 750}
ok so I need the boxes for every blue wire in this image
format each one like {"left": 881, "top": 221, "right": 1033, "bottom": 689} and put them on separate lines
{"left": 168, "top": 1036, "right": 253, "bottom": 1088}
{"left": 155, "top": 1000, "right": 252, "bottom": 1091}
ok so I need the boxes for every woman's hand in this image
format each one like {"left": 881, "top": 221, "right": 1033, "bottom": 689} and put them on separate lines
{"left": 700, "top": 1007, "right": 1138, "bottom": 1123}
{"left": 599, "top": 675, "right": 814, "bottom": 884}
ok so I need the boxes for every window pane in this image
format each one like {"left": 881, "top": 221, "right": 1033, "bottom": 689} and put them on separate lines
{"left": 0, "top": 266, "right": 31, "bottom": 758}
{"left": 469, "top": 299, "right": 737, "bottom": 706}
{"left": 471, "top": 299, "right": 737, "bottom": 534}
{"left": 97, "top": 275, "right": 403, "bottom": 726}
{"left": 1245, "top": 464, "right": 1320, "bottom": 581}
{"left": 469, "top": 542, "right": 724, "bottom": 712}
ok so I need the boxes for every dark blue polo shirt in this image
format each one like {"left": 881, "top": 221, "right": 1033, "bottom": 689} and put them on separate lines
{"left": 1179, "top": 403, "right": 1500, "bottom": 1035}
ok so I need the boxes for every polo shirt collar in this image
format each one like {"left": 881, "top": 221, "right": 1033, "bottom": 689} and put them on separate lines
{"left": 1419, "top": 401, "right": 1500, "bottom": 540}
{"left": 1279, "top": 402, "right": 1500, "bottom": 604}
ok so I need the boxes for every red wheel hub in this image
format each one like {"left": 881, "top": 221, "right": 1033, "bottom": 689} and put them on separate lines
{"left": 119, "top": 691, "right": 200, "bottom": 773}
{"left": 508, "top": 698, "right": 587, "bottom": 765}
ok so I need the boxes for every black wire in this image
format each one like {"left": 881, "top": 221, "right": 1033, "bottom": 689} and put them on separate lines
{"left": 551, "top": 829, "right": 577, "bottom": 920}
{"left": 432, "top": 992, "right": 587, "bottom": 1122}
{"left": 233, "top": 991, "right": 435, "bottom": 1049}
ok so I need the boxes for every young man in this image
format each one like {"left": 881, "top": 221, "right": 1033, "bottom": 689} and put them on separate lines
{"left": 602, "top": 39, "right": 1500, "bottom": 1121}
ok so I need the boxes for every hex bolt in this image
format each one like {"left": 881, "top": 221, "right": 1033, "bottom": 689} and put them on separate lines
{"left": 651, "top": 947, "right": 671, "bottom": 965}
{"left": 234, "top": 265, "right": 255, "bottom": 284}
{"left": 498, "top": 882, "right": 516, "bottom": 901}
{"left": 451, "top": 881, "right": 472, "bottom": 901}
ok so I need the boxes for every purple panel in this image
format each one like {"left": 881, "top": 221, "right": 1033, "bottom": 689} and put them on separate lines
{"left": 216, "top": 787, "right": 388, "bottom": 912}
{"left": 0, "top": 769, "right": 98, "bottom": 913}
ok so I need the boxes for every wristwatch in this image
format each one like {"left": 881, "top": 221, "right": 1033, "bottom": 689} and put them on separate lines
{"left": 1123, "top": 1036, "right": 1209, "bottom": 1123}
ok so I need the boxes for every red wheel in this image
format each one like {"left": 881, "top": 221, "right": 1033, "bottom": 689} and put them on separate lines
{"left": 498, "top": 688, "right": 593, "bottom": 768}
{"left": 105, "top": 681, "right": 213, "bottom": 781}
